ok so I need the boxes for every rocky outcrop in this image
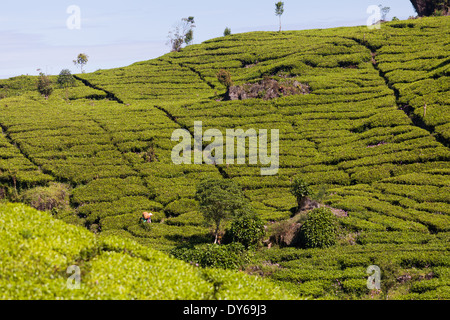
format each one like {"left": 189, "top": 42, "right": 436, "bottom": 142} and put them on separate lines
{"left": 298, "top": 196, "right": 321, "bottom": 212}
{"left": 226, "top": 77, "right": 310, "bottom": 101}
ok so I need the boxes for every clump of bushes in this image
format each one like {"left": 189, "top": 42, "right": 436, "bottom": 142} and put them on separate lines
{"left": 299, "top": 207, "right": 338, "bottom": 249}
{"left": 36, "top": 72, "right": 53, "bottom": 98}
{"left": 57, "top": 69, "right": 76, "bottom": 88}
{"left": 224, "top": 212, "right": 266, "bottom": 249}
{"left": 20, "top": 182, "right": 71, "bottom": 213}
{"left": 196, "top": 178, "right": 251, "bottom": 244}
{"left": 268, "top": 220, "right": 301, "bottom": 247}
{"left": 170, "top": 242, "right": 250, "bottom": 270}
{"left": 223, "top": 27, "right": 231, "bottom": 36}
{"left": 0, "top": 184, "right": 18, "bottom": 201}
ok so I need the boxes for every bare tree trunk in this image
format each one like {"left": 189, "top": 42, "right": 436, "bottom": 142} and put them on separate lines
{"left": 214, "top": 224, "right": 220, "bottom": 244}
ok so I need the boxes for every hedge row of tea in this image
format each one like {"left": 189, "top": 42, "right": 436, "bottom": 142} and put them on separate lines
{"left": 0, "top": 82, "right": 225, "bottom": 250}
{"left": 0, "top": 202, "right": 293, "bottom": 299}
{"left": 151, "top": 19, "right": 450, "bottom": 236}
{"left": 347, "top": 17, "right": 450, "bottom": 145}
{"left": 254, "top": 238, "right": 450, "bottom": 300}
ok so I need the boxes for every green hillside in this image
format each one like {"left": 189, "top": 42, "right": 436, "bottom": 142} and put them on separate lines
{"left": 0, "top": 16, "right": 449, "bottom": 300}
{"left": 0, "top": 202, "right": 293, "bottom": 299}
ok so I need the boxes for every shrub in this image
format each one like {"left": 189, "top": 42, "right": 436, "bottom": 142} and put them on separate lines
{"left": 20, "top": 182, "right": 71, "bottom": 212}
{"left": 299, "top": 207, "right": 338, "bottom": 249}
{"left": 225, "top": 213, "right": 266, "bottom": 249}
{"left": 196, "top": 178, "right": 250, "bottom": 244}
{"left": 170, "top": 242, "right": 249, "bottom": 270}
{"left": 377, "top": 259, "right": 402, "bottom": 296}
{"left": 36, "top": 72, "right": 53, "bottom": 98}
{"left": 216, "top": 69, "right": 233, "bottom": 88}
{"left": 290, "top": 177, "right": 312, "bottom": 210}
{"left": 341, "top": 278, "right": 368, "bottom": 296}
{"left": 57, "top": 69, "right": 76, "bottom": 88}
{"left": 0, "top": 185, "right": 6, "bottom": 199}
{"left": 223, "top": 27, "right": 231, "bottom": 36}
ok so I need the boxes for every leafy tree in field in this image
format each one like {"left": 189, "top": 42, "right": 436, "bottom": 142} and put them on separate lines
{"left": 73, "top": 53, "right": 89, "bottom": 73}
{"left": 168, "top": 16, "right": 196, "bottom": 52}
{"left": 57, "top": 69, "right": 76, "bottom": 88}
{"left": 36, "top": 71, "right": 53, "bottom": 98}
{"left": 223, "top": 27, "right": 231, "bottom": 36}
{"left": 170, "top": 242, "right": 249, "bottom": 270}
{"left": 57, "top": 69, "right": 76, "bottom": 100}
{"left": 410, "top": 0, "right": 449, "bottom": 16}
{"left": 290, "top": 177, "right": 312, "bottom": 211}
{"left": 379, "top": 5, "right": 391, "bottom": 21}
{"left": 275, "top": 2, "right": 285, "bottom": 32}
{"left": 196, "top": 178, "right": 250, "bottom": 244}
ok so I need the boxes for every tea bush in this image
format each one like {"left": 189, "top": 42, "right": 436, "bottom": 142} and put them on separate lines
{"left": 170, "top": 242, "right": 250, "bottom": 270}
{"left": 0, "top": 202, "right": 293, "bottom": 299}
{"left": 299, "top": 207, "right": 338, "bottom": 249}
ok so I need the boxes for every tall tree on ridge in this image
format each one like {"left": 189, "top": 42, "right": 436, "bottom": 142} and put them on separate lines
{"left": 168, "top": 16, "right": 196, "bottom": 52}
{"left": 275, "top": 2, "right": 285, "bottom": 32}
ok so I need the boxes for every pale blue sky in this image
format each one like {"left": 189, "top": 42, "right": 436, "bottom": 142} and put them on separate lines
{"left": 0, "top": 1, "right": 416, "bottom": 79}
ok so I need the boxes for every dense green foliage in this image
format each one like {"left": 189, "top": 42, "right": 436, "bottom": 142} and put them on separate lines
{"left": 225, "top": 213, "right": 266, "bottom": 249}
{"left": 290, "top": 177, "right": 312, "bottom": 209}
{"left": 0, "top": 202, "right": 293, "bottom": 299}
{"left": 410, "top": 0, "right": 449, "bottom": 16}
{"left": 0, "top": 16, "right": 449, "bottom": 300}
{"left": 299, "top": 207, "right": 338, "bottom": 249}
{"left": 196, "top": 178, "right": 251, "bottom": 243}
{"left": 57, "top": 69, "right": 76, "bottom": 88}
{"left": 224, "top": 27, "right": 231, "bottom": 37}
{"left": 171, "top": 242, "right": 249, "bottom": 269}
{"left": 36, "top": 73, "right": 53, "bottom": 98}
{"left": 20, "top": 182, "right": 70, "bottom": 212}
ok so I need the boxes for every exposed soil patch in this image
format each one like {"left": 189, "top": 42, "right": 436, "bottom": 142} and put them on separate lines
{"left": 225, "top": 77, "right": 310, "bottom": 101}
{"left": 265, "top": 198, "right": 348, "bottom": 248}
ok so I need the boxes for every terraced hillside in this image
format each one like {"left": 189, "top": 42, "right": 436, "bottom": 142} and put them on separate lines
{"left": 0, "top": 16, "right": 449, "bottom": 299}
{"left": 0, "top": 202, "right": 292, "bottom": 299}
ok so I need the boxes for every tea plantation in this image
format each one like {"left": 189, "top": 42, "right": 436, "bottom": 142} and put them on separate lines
{"left": 0, "top": 202, "right": 293, "bottom": 299}
{"left": 0, "top": 16, "right": 449, "bottom": 300}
